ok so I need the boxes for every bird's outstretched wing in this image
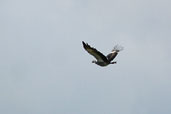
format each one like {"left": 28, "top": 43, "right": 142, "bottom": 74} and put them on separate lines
{"left": 82, "top": 41, "right": 108, "bottom": 62}
{"left": 107, "top": 45, "right": 123, "bottom": 62}
{"left": 106, "top": 52, "right": 118, "bottom": 62}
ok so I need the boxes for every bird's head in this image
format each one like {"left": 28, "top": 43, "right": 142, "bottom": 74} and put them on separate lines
{"left": 92, "top": 60, "right": 96, "bottom": 63}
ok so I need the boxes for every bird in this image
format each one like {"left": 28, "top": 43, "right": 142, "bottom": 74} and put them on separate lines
{"left": 82, "top": 41, "right": 123, "bottom": 67}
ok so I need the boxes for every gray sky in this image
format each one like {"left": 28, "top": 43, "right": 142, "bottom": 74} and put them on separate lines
{"left": 0, "top": 0, "right": 171, "bottom": 114}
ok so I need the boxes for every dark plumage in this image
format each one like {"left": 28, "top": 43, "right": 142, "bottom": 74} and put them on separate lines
{"left": 82, "top": 41, "right": 123, "bottom": 67}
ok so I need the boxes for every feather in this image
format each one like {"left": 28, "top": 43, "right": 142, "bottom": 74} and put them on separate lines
{"left": 82, "top": 41, "right": 108, "bottom": 62}
{"left": 107, "top": 45, "right": 123, "bottom": 61}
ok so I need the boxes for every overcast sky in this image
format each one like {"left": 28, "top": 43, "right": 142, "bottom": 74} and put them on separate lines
{"left": 0, "top": 0, "right": 171, "bottom": 114}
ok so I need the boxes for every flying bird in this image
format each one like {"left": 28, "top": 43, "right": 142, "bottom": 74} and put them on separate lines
{"left": 82, "top": 41, "right": 123, "bottom": 67}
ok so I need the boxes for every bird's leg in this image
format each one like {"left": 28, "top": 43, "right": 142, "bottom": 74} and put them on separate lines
{"left": 110, "top": 61, "right": 117, "bottom": 64}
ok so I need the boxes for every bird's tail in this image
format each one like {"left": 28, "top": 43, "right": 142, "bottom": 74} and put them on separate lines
{"left": 112, "top": 45, "right": 124, "bottom": 52}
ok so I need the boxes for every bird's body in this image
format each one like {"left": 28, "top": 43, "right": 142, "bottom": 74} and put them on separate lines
{"left": 82, "top": 41, "right": 123, "bottom": 67}
{"left": 93, "top": 60, "right": 109, "bottom": 66}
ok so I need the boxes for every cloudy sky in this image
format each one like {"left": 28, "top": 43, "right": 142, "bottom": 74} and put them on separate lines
{"left": 0, "top": 0, "right": 171, "bottom": 114}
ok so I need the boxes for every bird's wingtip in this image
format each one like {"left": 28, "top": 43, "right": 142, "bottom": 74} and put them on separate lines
{"left": 82, "top": 41, "right": 87, "bottom": 49}
{"left": 82, "top": 41, "right": 85, "bottom": 44}
{"left": 113, "top": 45, "right": 124, "bottom": 52}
